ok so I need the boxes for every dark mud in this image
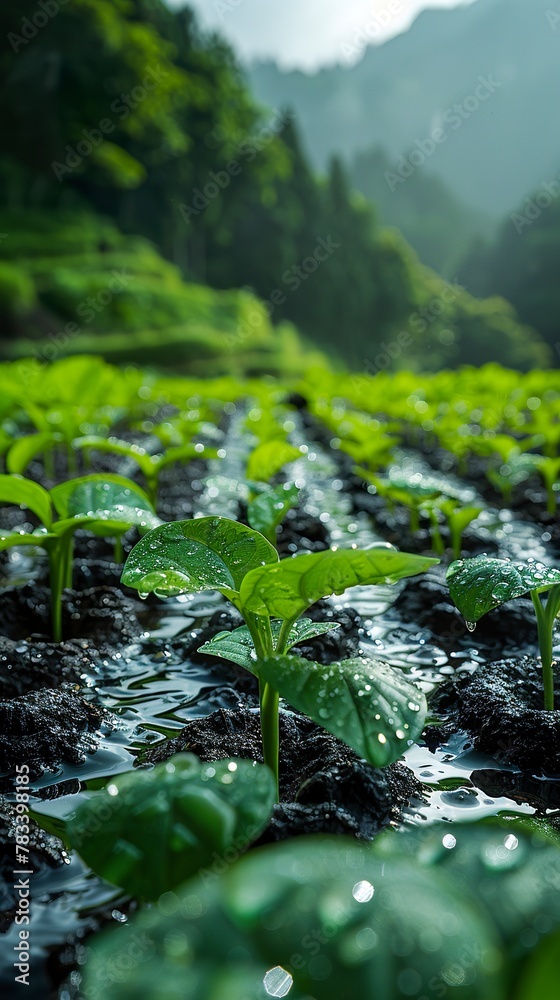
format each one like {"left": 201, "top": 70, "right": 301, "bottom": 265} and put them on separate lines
{"left": 0, "top": 583, "right": 141, "bottom": 645}
{"left": 428, "top": 656, "right": 560, "bottom": 773}
{"left": 141, "top": 705, "right": 423, "bottom": 841}
{"left": 0, "top": 799, "right": 68, "bottom": 932}
{"left": 0, "top": 688, "right": 112, "bottom": 782}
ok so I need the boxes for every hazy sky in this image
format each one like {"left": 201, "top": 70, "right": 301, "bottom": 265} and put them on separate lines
{"left": 170, "top": 0, "right": 479, "bottom": 70}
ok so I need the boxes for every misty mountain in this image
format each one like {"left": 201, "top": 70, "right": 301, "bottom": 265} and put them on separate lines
{"left": 249, "top": 0, "right": 560, "bottom": 215}
{"left": 349, "top": 146, "right": 492, "bottom": 275}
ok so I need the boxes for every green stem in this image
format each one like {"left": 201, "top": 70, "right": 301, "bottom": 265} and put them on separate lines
{"left": 47, "top": 544, "right": 64, "bottom": 643}
{"left": 43, "top": 447, "right": 54, "bottom": 482}
{"left": 245, "top": 609, "right": 279, "bottom": 799}
{"left": 114, "top": 535, "right": 124, "bottom": 564}
{"left": 146, "top": 471, "right": 158, "bottom": 506}
{"left": 449, "top": 520, "right": 461, "bottom": 561}
{"left": 531, "top": 590, "right": 555, "bottom": 711}
{"left": 275, "top": 618, "right": 293, "bottom": 655}
{"left": 427, "top": 509, "right": 445, "bottom": 556}
{"left": 259, "top": 680, "right": 279, "bottom": 801}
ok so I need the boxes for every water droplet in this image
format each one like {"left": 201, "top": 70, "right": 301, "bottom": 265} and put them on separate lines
{"left": 465, "top": 621, "right": 477, "bottom": 633}
{"left": 263, "top": 967, "right": 293, "bottom": 998}
{"left": 352, "top": 880, "right": 374, "bottom": 903}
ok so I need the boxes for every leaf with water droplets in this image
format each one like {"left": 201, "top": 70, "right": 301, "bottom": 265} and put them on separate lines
{"left": 122, "top": 516, "right": 278, "bottom": 603}
{"left": 51, "top": 474, "right": 161, "bottom": 538}
{"left": 0, "top": 473, "right": 53, "bottom": 529}
{"left": 447, "top": 555, "right": 560, "bottom": 623}
{"left": 246, "top": 440, "right": 301, "bottom": 484}
{"left": 0, "top": 528, "right": 57, "bottom": 552}
{"left": 198, "top": 619, "right": 341, "bottom": 675}
{"left": 240, "top": 544, "right": 439, "bottom": 622}
{"left": 67, "top": 753, "right": 275, "bottom": 900}
{"left": 257, "top": 654, "right": 427, "bottom": 767}
{"left": 247, "top": 482, "right": 299, "bottom": 539}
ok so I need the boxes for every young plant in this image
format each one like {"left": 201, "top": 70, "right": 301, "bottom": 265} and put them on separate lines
{"left": 73, "top": 434, "right": 217, "bottom": 503}
{"left": 122, "top": 516, "right": 437, "bottom": 797}
{"left": 245, "top": 438, "right": 301, "bottom": 484}
{"left": 360, "top": 466, "right": 481, "bottom": 558}
{"left": 246, "top": 481, "right": 300, "bottom": 545}
{"left": 66, "top": 753, "right": 275, "bottom": 900}
{"left": 0, "top": 473, "right": 160, "bottom": 640}
{"left": 447, "top": 555, "right": 560, "bottom": 710}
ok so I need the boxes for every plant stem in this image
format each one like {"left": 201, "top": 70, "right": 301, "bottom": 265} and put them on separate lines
{"left": 275, "top": 618, "right": 293, "bottom": 655}
{"left": 427, "top": 508, "right": 445, "bottom": 556}
{"left": 531, "top": 590, "right": 555, "bottom": 711}
{"left": 259, "top": 680, "right": 279, "bottom": 800}
{"left": 47, "top": 546, "right": 64, "bottom": 643}
{"left": 114, "top": 535, "right": 123, "bottom": 564}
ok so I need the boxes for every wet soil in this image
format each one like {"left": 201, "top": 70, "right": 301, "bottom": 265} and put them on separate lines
{"left": 0, "top": 688, "right": 112, "bottom": 783}
{"left": 141, "top": 705, "right": 423, "bottom": 841}
{"left": 427, "top": 656, "right": 560, "bottom": 774}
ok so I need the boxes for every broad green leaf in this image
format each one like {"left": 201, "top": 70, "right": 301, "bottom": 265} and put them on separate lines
{"left": 246, "top": 439, "right": 301, "bottom": 483}
{"left": 122, "top": 516, "right": 278, "bottom": 601}
{"left": 7, "top": 432, "right": 57, "bottom": 476}
{"left": 0, "top": 527, "right": 55, "bottom": 552}
{"left": 0, "top": 473, "right": 53, "bottom": 528}
{"left": 447, "top": 555, "right": 560, "bottom": 623}
{"left": 198, "top": 618, "right": 340, "bottom": 674}
{"left": 247, "top": 482, "right": 299, "bottom": 539}
{"left": 375, "top": 819, "right": 560, "bottom": 995}
{"left": 67, "top": 754, "right": 275, "bottom": 900}
{"left": 258, "top": 653, "right": 427, "bottom": 768}
{"left": 516, "top": 930, "right": 560, "bottom": 1000}
{"left": 440, "top": 501, "right": 483, "bottom": 533}
{"left": 158, "top": 442, "right": 217, "bottom": 470}
{"left": 73, "top": 435, "right": 154, "bottom": 478}
{"left": 240, "top": 544, "right": 438, "bottom": 621}
{"left": 50, "top": 474, "right": 160, "bottom": 535}
{"left": 83, "top": 836, "right": 503, "bottom": 1000}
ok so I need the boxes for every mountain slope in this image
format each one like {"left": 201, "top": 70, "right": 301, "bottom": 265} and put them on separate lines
{"left": 249, "top": 0, "right": 560, "bottom": 214}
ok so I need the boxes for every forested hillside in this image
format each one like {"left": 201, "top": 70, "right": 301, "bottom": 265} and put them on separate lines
{"left": 0, "top": 0, "right": 549, "bottom": 371}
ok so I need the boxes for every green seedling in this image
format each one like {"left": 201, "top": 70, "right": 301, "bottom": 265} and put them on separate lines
{"left": 360, "top": 466, "right": 481, "bottom": 558}
{"left": 73, "top": 434, "right": 217, "bottom": 503}
{"left": 246, "top": 481, "right": 300, "bottom": 545}
{"left": 498, "top": 454, "right": 560, "bottom": 515}
{"left": 122, "top": 516, "right": 436, "bottom": 797}
{"left": 245, "top": 438, "right": 301, "bottom": 484}
{"left": 448, "top": 555, "right": 560, "bottom": 710}
{"left": 0, "top": 473, "right": 160, "bottom": 640}
{"left": 66, "top": 753, "right": 275, "bottom": 900}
